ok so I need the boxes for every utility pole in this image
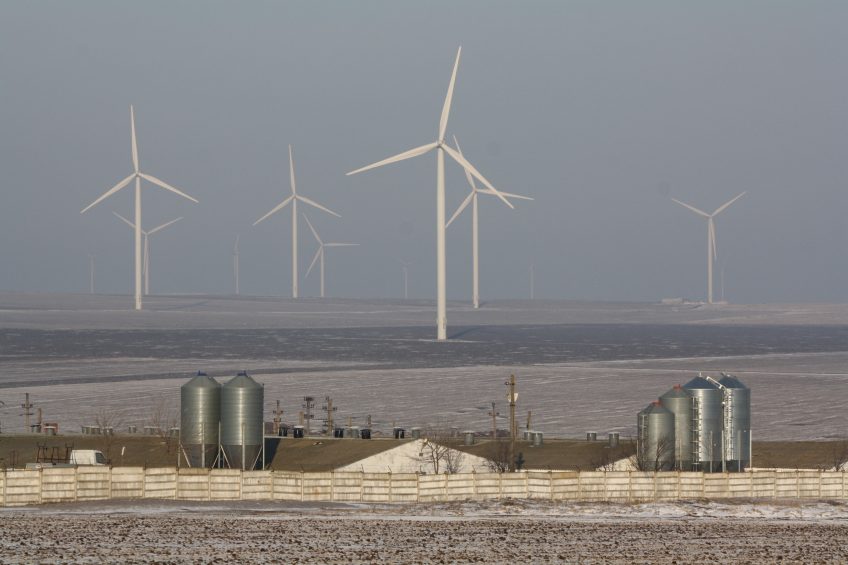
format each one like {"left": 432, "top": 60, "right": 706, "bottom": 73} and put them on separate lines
{"left": 322, "top": 396, "right": 337, "bottom": 435}
{"left": 488, "top": 402, "right": 499, "bottom": 439}
{"left": 272, "top": 400, "right": 284, "bottom": 435}
{"left": 302, "top": 396, "right": 315, "bottom": 436}
{"left": 526, "top": 410, "right": 532, "bottom": 434}
{"left": 21, "top": 393, "right": 34, "bottom": 433}
{"left": 505, "top": 374, "right": 517, "bottom": 472}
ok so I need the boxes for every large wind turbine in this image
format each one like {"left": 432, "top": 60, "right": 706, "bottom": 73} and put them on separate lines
{"left": 446, "top": 136, "right": 533, "bottom": 309}
{"left": 81, "top": 106, "right": 198, "bottom": 310}
{"left": 671, "top": 192, "right": 746, "bottom": 304}
{"left": 303, "top": 214, "right": 358, "bottom": 298}
{"left": 113, "top": 212, "right": 183, "bottom": 296}
{"left": 347, "top": 46, "right": 513, "bottom": 340}
{"left": 254, "top": 145, "right": 340, "bottom": 298}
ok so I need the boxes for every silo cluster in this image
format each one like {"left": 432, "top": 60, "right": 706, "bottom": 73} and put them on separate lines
{"left": 180, "top": 371, "right": 265, "bottom": 470}
{"left": 637, "top": 374, "right": 750, "bottom": 472}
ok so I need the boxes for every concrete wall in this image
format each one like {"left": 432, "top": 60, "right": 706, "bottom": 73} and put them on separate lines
{"left": 1, "top": 468, "right": 847, "bottom": 507}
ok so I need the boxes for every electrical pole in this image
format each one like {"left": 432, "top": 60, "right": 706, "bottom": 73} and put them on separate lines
{"left": 322, "top": 396, "right": 337, "bottom": 435}
{"left": 272, "top": 400, "right": 284, "bottom": 435}
{"left": 526, "top": 410, "right": 532, "bottom": 434}
{"left": 505, "top": 374, "right": 517, "bottom": 472}
{"left": 488, "top": 402, "right": 499, "bottom": 439}
{"left": 21, "top": 393, "right": 33, "bottom": 433}
{"left": 302, "top": 396, "right": 315, "bottom": 436}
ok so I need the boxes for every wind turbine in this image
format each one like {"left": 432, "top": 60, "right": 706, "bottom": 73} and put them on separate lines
{"left": 446, "top": 136, "right": 533, "bottom": 309}
{"left": 254, "top": 145, "right": 340, "bottom": 298}
{"left": 399, "top": 260, "right": 412, "bottom": 300}
{"left": 113, "top": 212, "right": 183, "bottom": 296}
{"left": 81, "top": 106, "right": 198, "bottom": 310}
{"left": 303, "top": 214, "right": 358, "bottom": 298}
{"left": 347, "top": 46, "right": 513, "bottom": 340}
{"left": 233, "top": 234, "right": 240, "bottom": 296}
{"left": 671, "top": 192, "right": 746, "bottom": 304}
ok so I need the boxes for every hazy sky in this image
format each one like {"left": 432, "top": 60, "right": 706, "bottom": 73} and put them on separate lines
{"left": 1, "top": 1, "right": 847, "bottom": 303}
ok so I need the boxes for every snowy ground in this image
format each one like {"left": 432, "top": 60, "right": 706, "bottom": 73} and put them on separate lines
{"left": 1, "top": 499, "right": 847, "bottom": 563}
{"left": 2, "top": 293, "right": 848, "bottom": 439}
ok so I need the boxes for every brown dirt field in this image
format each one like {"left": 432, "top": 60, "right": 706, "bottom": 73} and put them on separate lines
{"left": 0, "top": 500, "right": 847, "bottom": 564}
{"left": 0, "top": 434, "right": 844, "bottom": 471}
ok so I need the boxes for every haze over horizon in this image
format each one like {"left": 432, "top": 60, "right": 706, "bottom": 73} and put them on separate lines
{"left": 2, "top": 2, "right": 847, "bottom": 304}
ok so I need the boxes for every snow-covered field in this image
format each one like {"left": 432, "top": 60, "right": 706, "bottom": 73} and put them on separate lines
{"left": 1, "top": 499, "right": 846, "bottom": 563}
{"left": 2, "top": 293, "right": 848, "bottom": 439}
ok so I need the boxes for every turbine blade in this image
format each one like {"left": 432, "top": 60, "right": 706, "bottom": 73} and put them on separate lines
{"left": 452, "top": 135, "right": 478, "bottom": 192}
{"left": 439, "top": 46, "right": 462, "bottom": 141}
{"left": 346, "top": 142, "right": 439, "bottom": 176}
{"left": 446, "top": 191, "right": 474, "bottom": 228}
{"left": 80, "top": 174, "right": 135, "bottom": 213}
{"left": 297, "top": 195, "right": 341, "bottom": 218}
{"left": 302, "top": 213, "right": 322, "bottom": 244}
{"left": 325, "top": 243, "right": 359, "bottom": 247}
{"left": 306, "top": 247, "right": 322, "bottom": 278}
{"left": 139, "top": 173, "right": 199, "bottom": 203}
{"left": 478, "top": 189, "right": 534, "bottom": 201}
{"left": 713, "top": 191, "right": 746, "bottom": 216}
{"left": 112, "top": 211, "right": 135, "bottom": 229}
{"left": 289, "top": 144, "right": 296, "bottom": 195}
{"left": 130, "top": 105, "right": 139, "bottom": 174}
{"left": 442, "top": 144, "right": 514, "bottom": 209}
{"left": 671, "top": 198, "right": 710, "bottom": 218}
{"left": 253, "top": 195, "right": 294, "bottom": 225}
{"left": 147, "top": 216, "right": 183, "bottom": 235}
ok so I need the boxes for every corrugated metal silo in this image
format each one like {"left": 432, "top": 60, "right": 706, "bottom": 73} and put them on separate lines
{"left": 637, "top": 401, "right": 675, "bottom": 471}
{"left": 660, "top": 385, "right": 695, "bottom": 471}
{"left": 180, "top": 371, "right": 221, "bottom": 468}
{"left": 719, "top": 374, "right": 751, "bottom": 471}
{"left": 683, "top": 376, "right": 723, "bottom": 471}
{"left": 221, "top": 371, "right": 264, "bottom": 470}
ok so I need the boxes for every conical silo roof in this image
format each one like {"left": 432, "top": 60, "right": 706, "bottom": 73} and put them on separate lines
{"left": 719, "top": 374, "right": 748, "bottom": 389}
{"left": 683, "top": 376, "right": 719, "bottom": 390}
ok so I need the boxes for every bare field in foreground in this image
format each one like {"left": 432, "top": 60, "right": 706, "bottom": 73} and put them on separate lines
{"left": 1, "top": 500, "right": 847, "bottom": 564}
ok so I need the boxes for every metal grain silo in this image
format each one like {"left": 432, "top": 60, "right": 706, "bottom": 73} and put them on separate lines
{"left": 221, "top": 371, "right": 264, "bottom": 470}
{"left": 683, "top": 376, "right": 723, "bottom": 471}
{"left": 718, "top": 374, "right": 751, "bottom": 471}
{"left": 180, "top": 371, "right": 221, "bottom": 468}
{"left": 660, "top": 385, "right": 695, "bottom": 471}
{"left": 637, "top": 401, "right": 675, "bottom": 471}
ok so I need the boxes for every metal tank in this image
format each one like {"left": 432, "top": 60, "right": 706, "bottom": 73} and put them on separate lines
{"left": 220, "top": 371, "right": 264, "bottom": 470}
{"left": 683, "top": 376, "right": 723, "bottom": 471}
{"left": 637, "top": 401, "right": 675, "bottom": 471}
{"left": 718, "top": 374, "right": 751, "bottom": 471}
{"left": 660, "top": 385, "right": 695, "bottom": 471}
{"left": 180, "top": 371, "right": 221, "bottom": 468}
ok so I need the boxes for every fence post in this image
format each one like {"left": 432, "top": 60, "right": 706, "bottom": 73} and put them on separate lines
{"left": 498, "top": 473, "right": 503, "bottom": 500}
{"left": 174, "top": 468, "right": 178, "bottom": 500}
{"left": 108, "top": 466, "right": 113, "bottom": 501}
{"left": 549, "top": 470, "right": 553, "bottom": 501}
{"left": 38, "top": 467, "right": 43, "bottom": 505}
{"left": 74, "top": 466, "right": 79, "bottom": 502}
{"left": 388, "top": 471, "right": 393, "bottom": 503}
{"left": 577, "top": 471, "right": 582, "bottom": 501}
{"left": 331, "top": 472, "right": 335, "bottom": 502}
{"left": 300, "top": 471, "right": 305, "bottom": 502}
{"left": 796, "top": 471, "right": 800, "bottom": 499}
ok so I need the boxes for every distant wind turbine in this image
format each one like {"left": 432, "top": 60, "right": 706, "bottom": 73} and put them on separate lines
{"left": 89, "top": 254, "right": 95, "bottom": 294}
{"left": 446, "top": 136, "right": 532, "bottom": 309}
{"left": 303, "top": 214, "right": 358, "bottom": 298}
{"left": 671, "top": 192, "right": 746, "bottom": 304}
{"left": 399, "top": 260, "right": 412, "bottom": 300}
{"left": 347, "top": 46, "right": 513, "bottom": 340}
{"left": 113, "top": 212, "right": 183, "bottom": 296}
{"left": 233, "top": 234, "right": 240, "bottom": 296}
{"left": 81, "top": 106, "right": 198, "bottom": 310}
{"left": 254, "top": 145, "right": 340, "bottom": 298}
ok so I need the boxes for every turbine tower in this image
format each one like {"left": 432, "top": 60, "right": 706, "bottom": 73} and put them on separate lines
{"left": 254, "top": 145, "right": 340, "bottom": 298}
{"left": 113, "top": 212, "right": 183, "bottom": 295}
{"left": 81, "top": 106, "right": 198, "bottom": 310}
{"left": 303, "top": 214, "right": 358, "bottom": 298}
{"left": 234, "top": 234, "right": 240, "bottom": 296}
{"left": 446, "top": 136, "right": 532, "bottom": 309}
{"left": 347, "top": 46, "right": 513, "bottom": 340}
{"left": 399, "top": 260, "right": 412, "bottom": 300}
{"left": 671, "top": 192, "right": 746, "bottom": 304}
